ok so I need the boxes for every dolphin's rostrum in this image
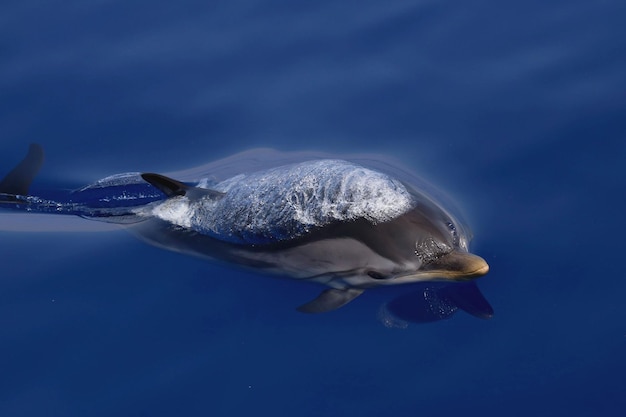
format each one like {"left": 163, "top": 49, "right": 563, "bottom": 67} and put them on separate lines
{"left": 0, "top": 145, "right": 490, "bottom": 318}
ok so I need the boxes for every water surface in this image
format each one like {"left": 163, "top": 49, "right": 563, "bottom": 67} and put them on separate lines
{"left": 1, "top": 1, "right": 624, "bottom": 416}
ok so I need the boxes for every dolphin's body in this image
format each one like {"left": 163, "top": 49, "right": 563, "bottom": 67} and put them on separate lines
{"left": 0, "top": 145, "right": 491, "bottom": 318}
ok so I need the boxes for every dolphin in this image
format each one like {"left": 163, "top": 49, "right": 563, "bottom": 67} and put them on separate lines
{"left": 0, "top": 144, "right": 491, "bottom": 316}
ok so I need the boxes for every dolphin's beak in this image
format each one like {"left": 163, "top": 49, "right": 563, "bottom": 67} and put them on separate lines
{"left": 423, "top": 250, "right": 489, "bottom": 280}
{"left": 388, "top": 250, "right": 489, "bottom": 285}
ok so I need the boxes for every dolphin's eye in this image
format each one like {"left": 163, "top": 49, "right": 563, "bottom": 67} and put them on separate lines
{"left": 367, "top": 271, "right": 387, "bottom": 280}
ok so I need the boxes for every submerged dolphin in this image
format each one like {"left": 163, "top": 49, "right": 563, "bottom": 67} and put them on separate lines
{"left": 0, "top": 144, "right": 491, "bottom": 317}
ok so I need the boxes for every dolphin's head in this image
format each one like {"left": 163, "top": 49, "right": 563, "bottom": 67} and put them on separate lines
{"left": 398, "top": 196, "right": 488, "bottom": 282}
{"left": 339, "top": 187, "right": 489, "bottom": 289}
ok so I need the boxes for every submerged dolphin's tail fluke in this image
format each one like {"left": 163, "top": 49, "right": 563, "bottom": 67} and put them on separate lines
{"left": 0, "top": 143, "right": 44, "bottom": 196}
{"left": 0, "top": 143, "right": 45, "bottom": 208}
{"left": 0, "top": 144, "right": 164, "bottom": 223}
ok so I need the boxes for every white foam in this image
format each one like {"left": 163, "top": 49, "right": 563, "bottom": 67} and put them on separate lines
{"left": 181, "top": 159, "right": 416, "bottom": 243}
{"left": 149, "top": 196, "right": 193, "bottom": 228}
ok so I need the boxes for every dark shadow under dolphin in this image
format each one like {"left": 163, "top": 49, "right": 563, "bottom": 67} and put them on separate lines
{"left": 379, "top": 281, "right": 493, "bottom": 327}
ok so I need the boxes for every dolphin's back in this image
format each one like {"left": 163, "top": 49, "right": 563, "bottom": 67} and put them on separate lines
{"left": 147, "top": 160, "right": 417, "bottom": 245}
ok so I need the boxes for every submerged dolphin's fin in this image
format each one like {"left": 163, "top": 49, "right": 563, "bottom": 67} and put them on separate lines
{"left": 297, "top": 288, "right": 365, "bottom": 313}
{"left": 141, "top": 173, "right": 225, "bottom": 200}
{"left": 439, "top": 281, "right": 494, "bottom": 319}
{"left": 380, "top": 282, "right": 494, "bottom": 326}
{"left": 0, "top": 143, "right": 44, "bottom": 195}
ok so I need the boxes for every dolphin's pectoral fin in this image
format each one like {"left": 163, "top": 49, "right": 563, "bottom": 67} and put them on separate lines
{"left": 141, "top": 173, "right": 225, "bottom": 200}
{"left": 0, "top": 143, "right": 44, "bottom": 196}
{"left": 296, "top": 288, "right": 365, "bottom": 313}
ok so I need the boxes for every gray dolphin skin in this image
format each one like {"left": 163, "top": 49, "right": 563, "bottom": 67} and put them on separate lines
{"left": 0, "top": 145, "right": 490, "bottom": 315}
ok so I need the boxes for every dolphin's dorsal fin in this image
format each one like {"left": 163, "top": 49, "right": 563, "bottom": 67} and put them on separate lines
{"left": 141, "top": 173, "right": 225, "bottom": 200}
{"left": 141, "top": 173, "right": 188, "bottom": 196}
{"left": 0, "top": 143, "right": 45, "bottom": 195}
{"left": 297, "top": 288, "right": 364, "bottom": 313}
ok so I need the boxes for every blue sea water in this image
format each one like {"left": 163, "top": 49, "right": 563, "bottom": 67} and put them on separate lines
{"left": 1, "top": 0, "right": 625, "bottom": 416}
